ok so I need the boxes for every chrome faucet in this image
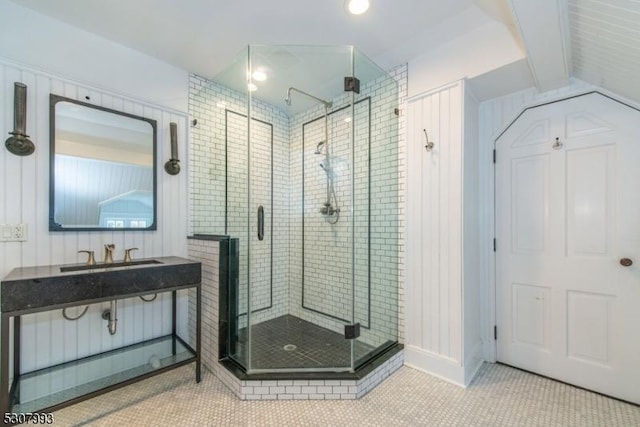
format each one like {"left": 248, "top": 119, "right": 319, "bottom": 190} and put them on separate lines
{"left": 104, "top": 244, "right": 115, "bottom": 264}
{"left": 124, "top": 247, "right": 138, "bottom": 263}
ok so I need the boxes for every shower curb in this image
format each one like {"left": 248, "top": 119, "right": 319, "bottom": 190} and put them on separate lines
{"left": 216, "top": 349, "right": 404, "bottom": 400}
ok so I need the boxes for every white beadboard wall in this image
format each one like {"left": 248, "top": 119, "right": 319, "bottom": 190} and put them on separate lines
{"left": 0, "top": 58, "right": 190, "bottom": 374}
{"left": 462, "top": 86, "right": 482, "bottom": 385}
{"left": 405, "top": 80, "right": 482, "bottom": 386}
{"left": 477, "top": 78, "right": 596, "bottom": 361}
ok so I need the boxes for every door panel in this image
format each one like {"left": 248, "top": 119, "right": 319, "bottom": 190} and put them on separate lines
{"left": 511, "top": 283, "right": 551, "bottom": 350}
{"left": 496, "top": 93, "right": 640, "bottom": 404}
{"left": 567, "top": 290, "right": 614, "bottom": 367}
{"left": 511, "top": 155, "right": 549, "bottom": 254}
{"left": 566, "top": 145, "right": 613, "bottom": 256}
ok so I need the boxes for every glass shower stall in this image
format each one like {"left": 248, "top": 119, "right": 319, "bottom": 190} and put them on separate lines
{"left": 192, "top": 45, "right": 399, "bottom": 373}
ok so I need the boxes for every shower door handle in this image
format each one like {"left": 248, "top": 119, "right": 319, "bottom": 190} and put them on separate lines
{"left": 257, "top": 206, "right": 264, "bottom": 241}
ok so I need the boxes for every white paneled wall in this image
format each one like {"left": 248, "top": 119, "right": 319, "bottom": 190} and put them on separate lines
{"left": 462, "top": 87, "right": 482, "bottom": 384}
{"left": 405, "top": 80, "right": 482, "bottom": 386}
{"left": 0, "top": 58, "right": 190, "bottom": 373}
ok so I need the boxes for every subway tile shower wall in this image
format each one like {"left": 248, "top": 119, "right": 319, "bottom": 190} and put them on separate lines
{"left": 189, "top": 64, "right": 406, "bottom": 352}
{"left": 390, "top": 63, "right": 408, "bottom": 344}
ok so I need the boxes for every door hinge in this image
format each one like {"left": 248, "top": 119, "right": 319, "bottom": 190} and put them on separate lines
{"left": 493, "top": 238, "right": 496, "bottom": 252}
{"left": 494, "top": 325, "right": 497, "bottom": 340}
{"left": 493, "top": 149, "right": 496, "bottom": 164}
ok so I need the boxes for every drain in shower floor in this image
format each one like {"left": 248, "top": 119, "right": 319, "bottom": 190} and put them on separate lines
{"left": 283, "top": 344, "right": 297, "bottom": 352}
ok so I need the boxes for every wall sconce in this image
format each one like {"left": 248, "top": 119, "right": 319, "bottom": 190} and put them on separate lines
{"left": 164, "top": 122, "right": 180, "bottom": 175}
{"left": 5, "top": 82, "right": 35, "bottom": 156}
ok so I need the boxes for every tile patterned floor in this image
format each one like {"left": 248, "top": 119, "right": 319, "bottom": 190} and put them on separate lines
{"left": 53, "top": 362, "right": 640, "bottom": 426}
{"left": 233, "top": 315, "right": 374, "bottom": 369}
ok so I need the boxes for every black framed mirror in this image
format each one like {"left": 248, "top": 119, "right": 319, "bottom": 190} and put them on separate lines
{"left": 49, "top": 94, "right": 157, "bottom": 231}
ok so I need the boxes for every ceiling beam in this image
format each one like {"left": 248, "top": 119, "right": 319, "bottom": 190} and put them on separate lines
{"left": 508, "top": 0, "right": 571, "bottom": 91}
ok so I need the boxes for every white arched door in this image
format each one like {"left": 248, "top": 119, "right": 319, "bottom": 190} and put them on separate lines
{"left": 496, "top": 92, "right": 640, "bottom": 404}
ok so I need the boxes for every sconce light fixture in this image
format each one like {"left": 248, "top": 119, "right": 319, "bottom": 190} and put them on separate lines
{"left": 5, "top": 82, "right": 35, "bottom": 156}
{"left": 164, "top": 122, "right": 180, "bottom": 175}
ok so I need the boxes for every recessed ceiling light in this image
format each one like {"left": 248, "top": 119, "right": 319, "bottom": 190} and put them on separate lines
{"left": 247, "top": 83, "right": 258, "bottom": 92}
{"left": 252, "top": 70, "right": 267, "bottom": 82}
{"left": 346, "top": 0, "right": 370, "bottom": 15}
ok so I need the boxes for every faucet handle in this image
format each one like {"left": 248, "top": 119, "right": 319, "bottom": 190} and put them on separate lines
{"left": 124, "top": 247, "right": 138, "bottom": 263}
{"left": 104, "top": 244, "right": 115, "bottom": 264}
{"left": 78, "top": 250, "right": 96, "bottom": 266}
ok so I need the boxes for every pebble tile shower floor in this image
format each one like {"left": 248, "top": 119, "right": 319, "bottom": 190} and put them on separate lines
{"left": 53, "top": 363, "right": 639, "bottom": 426}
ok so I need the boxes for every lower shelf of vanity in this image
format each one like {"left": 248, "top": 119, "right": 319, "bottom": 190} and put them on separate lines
{"left": 11, "top": 334, "right": 196, "bottom": 413}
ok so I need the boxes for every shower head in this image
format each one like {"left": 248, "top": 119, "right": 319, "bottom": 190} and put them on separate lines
{"left": 315, "top": 141, "right": 326, "bottom": 154}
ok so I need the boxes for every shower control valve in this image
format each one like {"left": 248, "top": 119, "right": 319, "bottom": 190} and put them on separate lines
{"left": 320, "top": 205, "right": 340, "bottom": 215}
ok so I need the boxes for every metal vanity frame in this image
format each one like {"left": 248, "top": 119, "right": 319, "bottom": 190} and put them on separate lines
{"left": 0, "top": 258, "right": 201, "bottom": 416}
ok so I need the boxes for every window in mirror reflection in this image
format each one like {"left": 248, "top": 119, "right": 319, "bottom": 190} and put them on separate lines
{"left": 50, "top": 95, "right": 157, "bottom": 231}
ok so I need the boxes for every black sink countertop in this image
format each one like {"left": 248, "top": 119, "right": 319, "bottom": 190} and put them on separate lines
{"left": 1, "top": 256, "right": 201, "bottom": 314}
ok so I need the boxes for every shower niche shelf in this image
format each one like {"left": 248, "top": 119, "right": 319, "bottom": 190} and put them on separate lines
{"left": 0, "top": 256, "right": 202, "bottom": 415}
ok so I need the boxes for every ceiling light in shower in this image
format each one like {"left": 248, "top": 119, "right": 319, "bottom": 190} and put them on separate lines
{"left": 247, "top": 83, "right": 258, "bottom": 92}
{"left": 252, "top": 70, "right": 267, "bottom": 82}
{"left": 344, "top": 117, "right": 352, "bottom": 123}
{"left": 346, "top": 0, "right": 370, "bottom": 15}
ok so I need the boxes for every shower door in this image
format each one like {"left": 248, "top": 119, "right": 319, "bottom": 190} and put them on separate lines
{"left": 225, "top": 109, "right": 270, "bottom": 369}
{"left": 244, "top": 45, "right": 357, "bottom": 373}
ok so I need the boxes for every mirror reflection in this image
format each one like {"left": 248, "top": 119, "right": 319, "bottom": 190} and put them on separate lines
{"left": 49, "top": 95, "right": 157, "bottom": 231}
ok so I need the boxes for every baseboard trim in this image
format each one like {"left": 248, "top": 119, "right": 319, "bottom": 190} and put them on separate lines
{"left": 464, "top": 341, "right": 484, "bottom": 386}
{"left": 404, "top": 345, "right": 466, "bottom": 387}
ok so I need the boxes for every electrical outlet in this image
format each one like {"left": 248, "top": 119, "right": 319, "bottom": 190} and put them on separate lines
{"left": 0, "top": 223, "right": 27, "bottom": 242}
{"left": 14, "top": 224, "right": 25, "bottom": 240}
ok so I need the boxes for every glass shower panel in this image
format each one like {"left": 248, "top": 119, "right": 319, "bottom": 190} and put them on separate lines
{"left": 225, "top": 113, "right": 276, "bottom": 369}
{"left": 213, "top": 48, "right": 252, "bottom": 368}
{"left": 352, "top": 48, "right": 399, "bottom": 366}
{"left": 352, "top": 96, "right": 371, "bottom": 362}
{"left": 301, "top": 104, "right": 352, "bottom": 322}
{"left": 199, "top": 44, "right": 400, "bottom": 377}
{"left": 246, "top": 45, "right": 356, "bottom": 372}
